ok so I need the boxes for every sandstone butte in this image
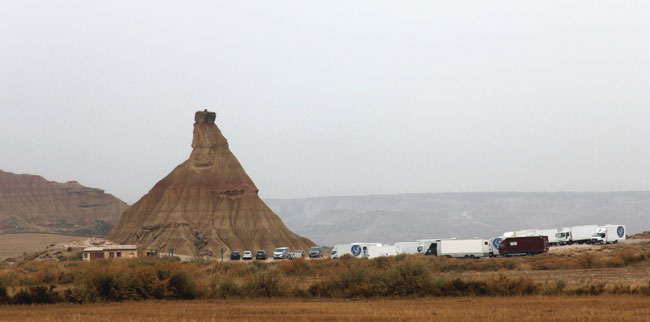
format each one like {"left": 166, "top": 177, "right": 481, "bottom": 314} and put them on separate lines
{"left": 106, "top": 110, "right": 314, "bottom": 256}
{"left": 0, "top": 170, "right": 127, "bottom": 236}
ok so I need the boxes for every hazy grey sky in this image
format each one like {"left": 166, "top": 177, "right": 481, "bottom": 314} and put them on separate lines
{"left": 2, "top": 1, "right": 649, "bottom": 204}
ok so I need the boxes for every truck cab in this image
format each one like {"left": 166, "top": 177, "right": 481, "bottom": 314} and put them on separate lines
{"left": 555, "top": 230, "right": 571, "bottom": 245}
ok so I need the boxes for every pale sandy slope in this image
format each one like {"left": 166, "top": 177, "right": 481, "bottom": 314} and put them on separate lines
{"left": 0, "top": 233, "right": 80, "bottom": 260}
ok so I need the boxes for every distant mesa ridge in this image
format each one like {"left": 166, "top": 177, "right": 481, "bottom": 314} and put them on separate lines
{"left": 107, "top": 110, "right": 314, "bottom": 256}
{"left": 0, "top": 170, "right": 127, "bottom": 237}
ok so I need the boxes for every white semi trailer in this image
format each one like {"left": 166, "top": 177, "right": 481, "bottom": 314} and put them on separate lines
{"left": 417, "top": 239, "right": 441, "bottom": 255}
{"left": 393, "top": 242, "right": 421, "bottom": 255}
{"left": 591, "top": 225, "right": 626, "bottom": 244}
{"left": 366, "top": 245, "right": 401, "bottom": 259}
{"left": 556, "top": 225, "right": 598, "bottom": 245}
{"left": 425, "top": 239, "right": 491, "bottom": 258}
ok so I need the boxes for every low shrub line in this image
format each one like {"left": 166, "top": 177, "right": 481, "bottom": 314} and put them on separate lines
{"left": 2, "top": 256, "right": 650, "bottom": 304}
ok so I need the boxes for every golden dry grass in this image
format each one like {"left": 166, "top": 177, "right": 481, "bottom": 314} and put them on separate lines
{"left": 1, "top": 296, "right": 650, "bottom": 322}
{"left": 0, "top": 234, "right": 78, "bottom": 261}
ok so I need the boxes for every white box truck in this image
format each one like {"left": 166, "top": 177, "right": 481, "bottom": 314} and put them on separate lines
{"left": 514, "top": 229, "right": 540, "bottom": 237}
{"left": 366, "top": 245, "right": 400, "bottom": 259}
{"left": 591, "top": 225, "right": 626, "bottom": 244}
{"left": 555, "top": 225, "right": 598, "bottom": 245}
{"left": 330, "top": 243, "right": 382, "bottom": 259}
{"left": 434, "top": 239, "right": 491, "bottom": 258}
{"left": 330, "top": 244, "right": 350, "bottom": 259}
{"left": 393, "top": 242, "right": 421, "bottom": 255}
{"left": 534, "top": 228, "right": 559, "bottom": 245}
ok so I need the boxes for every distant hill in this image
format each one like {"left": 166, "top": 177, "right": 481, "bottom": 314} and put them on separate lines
{"left": 266, "top": 192, "right": 650, "bottom": 246}
{"left": 0, "top": 169, "right": 128, "bottom": 237}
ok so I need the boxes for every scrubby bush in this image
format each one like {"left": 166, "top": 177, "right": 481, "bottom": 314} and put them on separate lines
{"left": 243, "top": 269, "right": 285, "bottom": 298}
{"left": 573, "top": 283, "right": 606, "bottom": 296}
{"left": 12, "top": 285, "right": 62, "bottom": 304}
{"left": 278, "top": 258, "right": 312, "bottom": 277}
{"left": 542, "top": 280, "right": 566, "bottom": 295}
{"left": 576, "top": 253, "right": 598, "bottom": 269}
{"left": 167, "top": 271, "right": 198, "bottom": 299}
{"left": 0, "top": 281, "right": 9, "bottom": 304}
{"left": 383, "top": 261, "right": 433, "bottom": 296}
{"left": 214, "top": 279, "right": 242, "bottom": 298}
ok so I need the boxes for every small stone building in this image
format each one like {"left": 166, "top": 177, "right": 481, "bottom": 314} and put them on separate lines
{"left": 82, "top": 245, "right": 138, "bottom": 261}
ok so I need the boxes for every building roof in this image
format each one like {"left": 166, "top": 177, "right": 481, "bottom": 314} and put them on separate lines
{"left": 82, "top": 244, "right": 137, "bottom": 252}
{"left": 103, "top": 244, "right": 137, "bottom": 250}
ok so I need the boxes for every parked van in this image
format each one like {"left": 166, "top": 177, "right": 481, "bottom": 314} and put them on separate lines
{"left": 309, "top": 246, "right": 324, "bottom": 258}
{"left": 273, "top": 247, "right": 290, "bottom": 260}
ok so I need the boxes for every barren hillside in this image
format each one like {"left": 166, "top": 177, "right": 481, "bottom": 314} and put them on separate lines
{"left": 0, "top": 170, "right": 128, "bottom": 236}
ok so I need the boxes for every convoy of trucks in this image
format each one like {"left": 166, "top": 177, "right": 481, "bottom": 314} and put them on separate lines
{"left": 327, "top": 223, "right": 626, "bottom": 260}
{"left": 234, "top": 223, "right": 627, "bottom": 262}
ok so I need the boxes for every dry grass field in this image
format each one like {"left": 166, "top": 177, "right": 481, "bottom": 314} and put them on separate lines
{"left": 1, "top": 296, "right": 650, "bottom": 321}
{"left": 0, "top": 234, "right": 79, "bottom": 261}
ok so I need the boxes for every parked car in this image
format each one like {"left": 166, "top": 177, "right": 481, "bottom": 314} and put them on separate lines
{"left": 309, "top": 246, "right": 323, "bottom": 258}
{"left": 242, "top": 250, "right": 253, "bottom": 260}
{"left": 256, "top": 250, "right": 268, "bottom": 260}
{"left": 273, "top": 247, "right": 290, "bottom": 260}
{"left": 230, "top": 251, "right": 241, "bottom": 260}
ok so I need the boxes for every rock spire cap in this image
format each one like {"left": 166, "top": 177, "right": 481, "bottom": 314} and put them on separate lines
{"left": 195, "top": 109, "right": 216, "bottom": 123}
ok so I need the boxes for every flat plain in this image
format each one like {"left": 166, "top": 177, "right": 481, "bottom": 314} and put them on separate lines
{"left": 1, "top": 296, "right": 650, "bottom": 322}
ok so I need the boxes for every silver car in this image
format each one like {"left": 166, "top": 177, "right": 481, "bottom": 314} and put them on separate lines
{"left": 273, "top": 247, "right": 290, "bottom": 260}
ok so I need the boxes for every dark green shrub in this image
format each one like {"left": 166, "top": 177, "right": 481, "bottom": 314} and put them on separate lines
{"left": 12, "top": 285, "right": 62, "bottom": 304}
{"left": 64, "top": 286, "right": 98, "bottom": 303}
{"left": 0, "top": 281, "right": 9, "bottom": 304}
{"left": 167, "top": 272, "right": 197, "bottom": 299}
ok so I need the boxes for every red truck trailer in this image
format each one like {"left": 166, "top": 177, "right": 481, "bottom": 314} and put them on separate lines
{"left": 498, "top": 236, "right": 548, "bottom": 257}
